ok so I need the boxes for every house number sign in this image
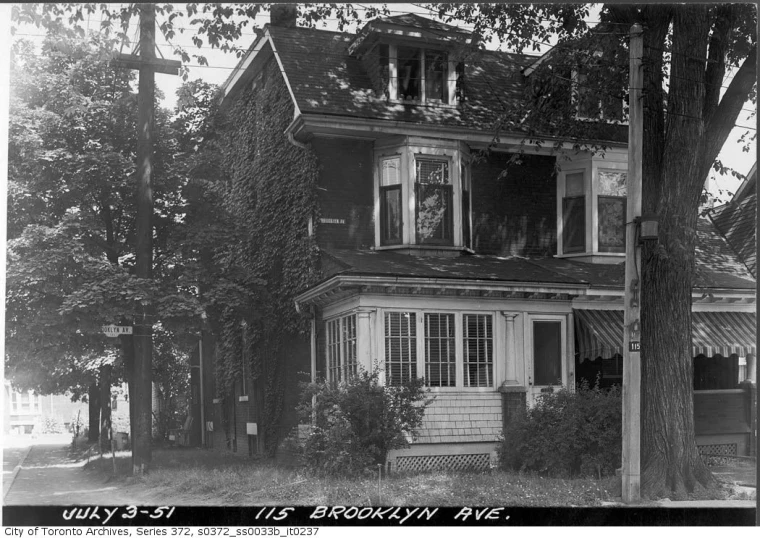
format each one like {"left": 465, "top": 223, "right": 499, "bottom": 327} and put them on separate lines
{"left": 629, "top": 341, "right": 641, "bottom": 352}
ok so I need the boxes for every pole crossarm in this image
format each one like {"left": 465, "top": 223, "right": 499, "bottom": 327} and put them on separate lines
{"left": 112, "top": 52, "right": 181, "bottom": 76}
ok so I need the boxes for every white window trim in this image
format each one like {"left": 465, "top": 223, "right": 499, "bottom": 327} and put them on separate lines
{"left": 387, "top": 45, "right": 458, "bottom": 106}
{"left": 556, "top": 158, "right": 628, "bottom": 258}
{"left": 325, "top": 312, "right": 358, "bottom": 383}
{"left": 571, "top": 68, "right": 629, "bottom": 125}
{"left": 379, "top": 307, "right": 497, "bottom": 392}
{"left": 373, "top": 139, "right": 469, "bottom": 250}
{"left": 525, "top": 314, "right": 568, "bottom": 390}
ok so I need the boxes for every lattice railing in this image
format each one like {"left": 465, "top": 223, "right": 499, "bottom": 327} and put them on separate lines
{"left": 698, "top": 443, "right": 738, "bottom": 457}
{"left": 395, "top": 453, "right": 490, "bottom": 473}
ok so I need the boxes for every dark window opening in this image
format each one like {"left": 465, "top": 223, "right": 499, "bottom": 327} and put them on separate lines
{"left": 415, "top": 158, "right": 452, "bottom": 245}
{"left": 598, "top": 196, "right": 626, "bottom": 253}
{"left": 533, "top": 321, "right": 562, "bottom": 386}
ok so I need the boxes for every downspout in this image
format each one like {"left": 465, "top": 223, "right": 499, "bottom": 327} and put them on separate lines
{"left": 199, "top": 335, "right": 205, "bottom": 447}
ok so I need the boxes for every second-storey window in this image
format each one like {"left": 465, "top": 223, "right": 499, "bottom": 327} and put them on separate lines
{"left": 597, "top": 170, "right": 627, "bottom": 253}
{"left": 380, "top": 157, "right": 403, "bottom": 245}
{"left": 385, "top": 312, "right": 417, "bottom": 385}
{"left": 395, "top": 47, "right": 450, "bottom": 103}
{"left": 562, "top": 171, "right": 585, "bottom": 253}
{"left": 415, "top": 158, "right": 453, "bottom": 245}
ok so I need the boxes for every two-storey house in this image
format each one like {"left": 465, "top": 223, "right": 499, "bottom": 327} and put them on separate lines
{"left": 198, "top": 9, "right": 756, "bottom": 469}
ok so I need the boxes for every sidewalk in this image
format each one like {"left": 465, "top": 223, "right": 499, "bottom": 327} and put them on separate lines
{"left": 3, "top": 442, "right": 142, "bottom": 505}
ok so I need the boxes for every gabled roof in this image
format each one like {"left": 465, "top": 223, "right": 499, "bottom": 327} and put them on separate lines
{"left": 221, "top": 15, "right": 628, "bottom": 145}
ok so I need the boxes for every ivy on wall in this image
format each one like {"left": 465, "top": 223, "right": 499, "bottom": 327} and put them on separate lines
{"left": 213, "top": 58, "right": 321, "bottom": 455}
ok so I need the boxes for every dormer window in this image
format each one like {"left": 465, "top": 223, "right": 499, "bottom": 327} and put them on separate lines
{"left": 557, "top": 155, "right": 628, "bottom": 263}
{"left": 390, "top": 45, "right": 458, "bottom": 104}
{"left": 375, "top": 138, "right": 471, "bottom": 252}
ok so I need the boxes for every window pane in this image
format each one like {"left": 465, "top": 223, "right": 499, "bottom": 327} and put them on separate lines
{"left": 343, "top": 315, "right": 357, "bottom": 378}
{"left": 562, "top": 196, "right": 585, "bottom": 252}
{"left": 565, "top": 172, "right": 585, "bottom": 197}
{"left": 326, "top": 319, "right": 341, "bottom": 383}
{"left": 533, "top": 321, "right": 562, "bottom": 386}
{"left": 381, "top": 157, "right": 401, "bottom": 186}
{"left": 385, "top": 312, "right": 417, "bottom": 385}
{"left": 425, "top": 313, "right": 455, "bottom": 387}
{"left": 463, "top": 314, "right": 493, "bottom": 387}
{"left": 425, "top": 51, "right": 447, "bottom": 102}
{"left": 380, "top": 185, "right": 402, "bottom": 245}
{"left": 598, "top": 196, "right": 626, "bottom": 253}
{"left": 598, "top": 170, "right": 627, "bottom": 196}
{"left": 398, "top": 47, "right": 421, "bottom": 100}
{"left": 416, "top": 159, "right": 452, "bottom": 244}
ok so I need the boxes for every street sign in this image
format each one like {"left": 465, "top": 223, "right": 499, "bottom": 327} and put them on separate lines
{"left": 102, "top": 325, "right": 133, "bottom": 337}
{"left": 629, "top": 341, "right": 641, "bottom": 352}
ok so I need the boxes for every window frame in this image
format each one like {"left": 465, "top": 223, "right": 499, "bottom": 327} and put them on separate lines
{"left": 557, "top": 160, "right": 629, "bottom": 259}
{"left": 374, "top": 140, "right": 470, "bottom": 251}
{"left": 414, "top": 155, "right": 454, "bottom": 245}
{"left": 380, "top": 308, "right": 496, "bottom": 391}
{"left": 388, "top": 44, "right": 458, "bottom": 105}
{"left": 526, "top": 314, "right": 568, "bottom": 391}
{"left": 325, "top": 313, "right": 358, "bottom": 384}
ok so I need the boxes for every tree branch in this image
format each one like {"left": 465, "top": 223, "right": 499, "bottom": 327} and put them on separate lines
{"left": 699, "top": 45, "right": 757, "bottom": 181}
{"left": 703, "top": 5, "right": 735, "bottom": 122}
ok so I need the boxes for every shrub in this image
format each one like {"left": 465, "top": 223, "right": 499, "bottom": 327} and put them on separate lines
{"left": 38, "top": 415, "right": 65, "bottom": 434}
{"left": 499, "top": 382, "right": 621, "bottom": 478}
{"left": 297, "top": 370, "right": 432, "bottom": 476}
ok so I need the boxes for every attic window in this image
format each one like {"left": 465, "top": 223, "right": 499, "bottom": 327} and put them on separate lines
{"left": 390, "top": 45, "right": 458, "bottom": 104}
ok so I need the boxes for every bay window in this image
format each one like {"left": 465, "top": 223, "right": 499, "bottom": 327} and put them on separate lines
{"left": 557, "top": 158, "right": 628, "bottom": 261}
{"left": 375, "top": 138, "right": 471, "bottom": 251}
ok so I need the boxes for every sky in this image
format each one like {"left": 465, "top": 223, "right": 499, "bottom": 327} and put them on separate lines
{"left": 6, "top": 3, "right": 758, "bottom": 202}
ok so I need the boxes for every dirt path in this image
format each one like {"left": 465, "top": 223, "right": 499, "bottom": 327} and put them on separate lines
{"left": 3, "top": 443, "right": 147, "bottom": 506}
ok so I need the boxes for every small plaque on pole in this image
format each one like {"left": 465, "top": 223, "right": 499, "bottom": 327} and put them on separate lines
{"left": 102, "top": 325, "right": 133, "bottom": 337}
{"left": 629, "top": 341, "right": 641, "bottom": 352}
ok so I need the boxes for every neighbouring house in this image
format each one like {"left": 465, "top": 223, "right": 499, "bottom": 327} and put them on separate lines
{"left": 198, "top": 8, "right": 756, "bottom": 468}
{"left": 3, "top": 381, "right": 88, "bottom": 435}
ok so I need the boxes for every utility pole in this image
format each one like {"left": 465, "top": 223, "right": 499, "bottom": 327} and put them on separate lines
{"left": 113, "top": 3, "right": 179, "bottom": 475}
{"left": 622, "top": 23, "right": 643, "bottom": 503}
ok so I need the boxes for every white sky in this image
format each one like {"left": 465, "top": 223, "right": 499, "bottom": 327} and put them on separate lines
{"left": 8, "top": 3, "right": 758, "bottom": 202}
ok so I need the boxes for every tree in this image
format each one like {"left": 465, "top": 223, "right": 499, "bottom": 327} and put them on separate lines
{"left": 5, "top": 32, "right": 200, "bottom": 450}
{"left": 434, "top": 2, "right": 756, "bottom": 497}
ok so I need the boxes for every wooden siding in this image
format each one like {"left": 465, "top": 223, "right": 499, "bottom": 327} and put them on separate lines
{"left": 694, "top": 389, "right": 751, "bottom": 435}
{"left": 415, "top": 391, "right": 502, "bottom": 443}
{"left": 313, "top": 138, "right": 375, "bottom": 250}
{"left": 471, "top": 152, "right": 557, "bottom": 257}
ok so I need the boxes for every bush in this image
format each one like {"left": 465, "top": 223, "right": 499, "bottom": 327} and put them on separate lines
{"left": 298, "top": 370, "right": 432, "bottom": 476}
{"left": 499, "top": 382, "right": 621, "bottom": 478}
{"left": 38, "top": 415, "right": 65, "bottom": 434}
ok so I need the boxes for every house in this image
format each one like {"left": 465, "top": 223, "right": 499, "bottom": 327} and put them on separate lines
{"left": 3, "top": 382, "right": 89, "bottom": 435}
{"left": 199, "top": 8, "right": 756, "bottom": 469}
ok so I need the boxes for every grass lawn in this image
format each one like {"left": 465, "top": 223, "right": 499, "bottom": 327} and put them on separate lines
{"left": 84, "top": 447, "right": 622, "bottom": 506}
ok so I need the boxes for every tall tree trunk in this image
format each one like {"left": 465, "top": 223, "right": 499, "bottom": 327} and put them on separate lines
{"left": 99, "top": 364, "right": 113, "bottom": 452}
{"left": 88, "top": 381, "right": 100, "bottom": 444}
{"left": 639, "top": 5, "right": 716, "bottom": 497}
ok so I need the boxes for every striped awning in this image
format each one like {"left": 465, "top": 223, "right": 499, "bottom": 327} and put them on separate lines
{"left": 574, "top": 309, "right": 624, "bottom": 360}
{"left": 574, "top": 309, "right": 756, "bottom": 360}
{"left": 692, "top": 311, "right": 756, "bottom": 357}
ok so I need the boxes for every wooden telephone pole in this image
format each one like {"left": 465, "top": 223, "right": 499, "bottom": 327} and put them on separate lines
{"left": 113, "top": 3, "right": 179, "bottom": 475}
{"left": 622, "top": 23, "right": 644, "bottom": 503}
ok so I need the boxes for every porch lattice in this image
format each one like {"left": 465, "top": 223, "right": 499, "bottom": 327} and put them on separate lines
{"left": 394, "top": 453, "right": 490, "bottom": 472}
{"left": 697, "top": 443, "right": 738, "bottom": 457}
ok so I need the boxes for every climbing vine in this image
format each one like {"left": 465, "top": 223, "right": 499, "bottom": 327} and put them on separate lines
{"left": 213, "top": 58, "right": 321, "bottom": 455}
